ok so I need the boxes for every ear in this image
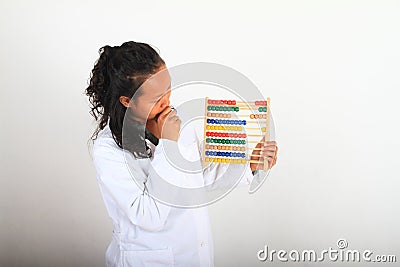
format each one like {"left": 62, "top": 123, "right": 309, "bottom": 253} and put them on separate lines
{"left": 119, "top": 96, "right": 131, "bottom": 108}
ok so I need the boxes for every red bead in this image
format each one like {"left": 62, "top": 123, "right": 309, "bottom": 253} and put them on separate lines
{"left": 232, "top": 100, "right": 236, "bottom": 105}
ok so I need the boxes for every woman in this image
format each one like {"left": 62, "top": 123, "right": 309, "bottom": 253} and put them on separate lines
{"left": 85, "top": 41, "right": 278, "bottom": 267}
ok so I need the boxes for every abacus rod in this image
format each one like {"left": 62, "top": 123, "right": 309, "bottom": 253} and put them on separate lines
{"left": 246, "top": 127, "right": 267, "bottom": 130}
{"left": 205, "top": 120, "right": 267, "bottom": 123}
{"left": 207, "top": 103, "right": 265, "bottom": 105}
{"left": 204, "top": 158, "right": 265, "bottom": 164}
{"left": 207, "top": 115, "right": 267, "bottom": 117}
{"left": 249, "top": 159, "right": 264, "bottom": 164}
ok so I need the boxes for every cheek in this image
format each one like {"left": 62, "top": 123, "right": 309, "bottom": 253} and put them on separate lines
{"left": 152, "top": 102, "right": 163, "bottom": 112}
{"left": 147, "top": 104, "right": 162, "bottom": 118}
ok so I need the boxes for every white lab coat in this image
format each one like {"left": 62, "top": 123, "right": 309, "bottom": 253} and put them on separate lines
{"left": 91, "top": 121, "right": 257, "bottom": 267}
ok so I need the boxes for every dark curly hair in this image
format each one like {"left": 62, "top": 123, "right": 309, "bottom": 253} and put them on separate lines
{"left": 85, "top": 41, "right": 165, "bottom": 158}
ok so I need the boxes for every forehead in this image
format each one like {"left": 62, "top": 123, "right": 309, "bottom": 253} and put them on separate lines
{"left": 138, "top": 68, "right": 171, "bottom": 98}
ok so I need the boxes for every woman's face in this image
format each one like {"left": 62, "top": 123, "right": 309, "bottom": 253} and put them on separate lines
{"left": 127, "top": 66, "right": 172, "bottom": 124}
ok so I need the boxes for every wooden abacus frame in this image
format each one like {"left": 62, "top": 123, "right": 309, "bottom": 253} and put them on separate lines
{"left": 202, "top": 97, "right": 271, "bottom": 171}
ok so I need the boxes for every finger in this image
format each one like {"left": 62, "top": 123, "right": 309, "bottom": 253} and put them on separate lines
{"left": 261, "top": 151, "right": 276, "bottom": 157}
{"left": 267, "top": 157, "right": 274, "bottom": 168}
{"left": 263, "top": 141, "right": 277, "bottom": 146}
{"left": 165, "top": 113, "right": 180, "bottom": 124}
{"left": 158, "top": 106, "right": 175, "bottom": 120}
{"left": 255, "top": 141, "right": 263, "bottom": 148}
{"left": 252, "top": 150, "right": 261, "bottom": 156}
{"left": 261, "top": 146, "right": 277, "bottom": 153}
{"left": 261, "top": 146, "right": 277, "bottom": 152}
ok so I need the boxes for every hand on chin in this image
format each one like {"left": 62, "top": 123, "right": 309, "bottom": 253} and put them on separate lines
{"left": 146, "top": 116, "right": 161, "bottom": 139}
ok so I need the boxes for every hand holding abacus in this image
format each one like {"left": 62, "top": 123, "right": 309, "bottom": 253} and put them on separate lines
{"left": 250, "top": 137, "right": 278, "bottom": 172}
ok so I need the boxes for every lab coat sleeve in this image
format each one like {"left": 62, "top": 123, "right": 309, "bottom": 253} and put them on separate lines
{"left": 93, "top": 138, "right": 191, "bottom": 232}
{"left": 192, "top": 125, "right": 255, "bottom": 190}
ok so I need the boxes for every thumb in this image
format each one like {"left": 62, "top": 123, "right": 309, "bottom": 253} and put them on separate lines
{"left": 156, "top": 106, "right": 173, "bottom": 122}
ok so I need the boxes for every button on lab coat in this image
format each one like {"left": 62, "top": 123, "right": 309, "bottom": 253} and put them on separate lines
{"left": 91, "top": 121, "right": 256, "bottom": 267}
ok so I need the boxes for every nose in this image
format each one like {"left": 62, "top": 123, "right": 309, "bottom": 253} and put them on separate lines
{"left": 159, "top": 97, "right": 170, "bottom": 109}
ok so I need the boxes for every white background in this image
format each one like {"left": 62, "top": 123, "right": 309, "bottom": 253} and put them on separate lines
{"left": 1, "top": 0, "right": 399, "bottom": 266}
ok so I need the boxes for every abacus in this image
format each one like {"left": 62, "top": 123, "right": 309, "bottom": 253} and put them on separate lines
{"left": 202, "top": 97, "right": 271, "bottom": 171}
